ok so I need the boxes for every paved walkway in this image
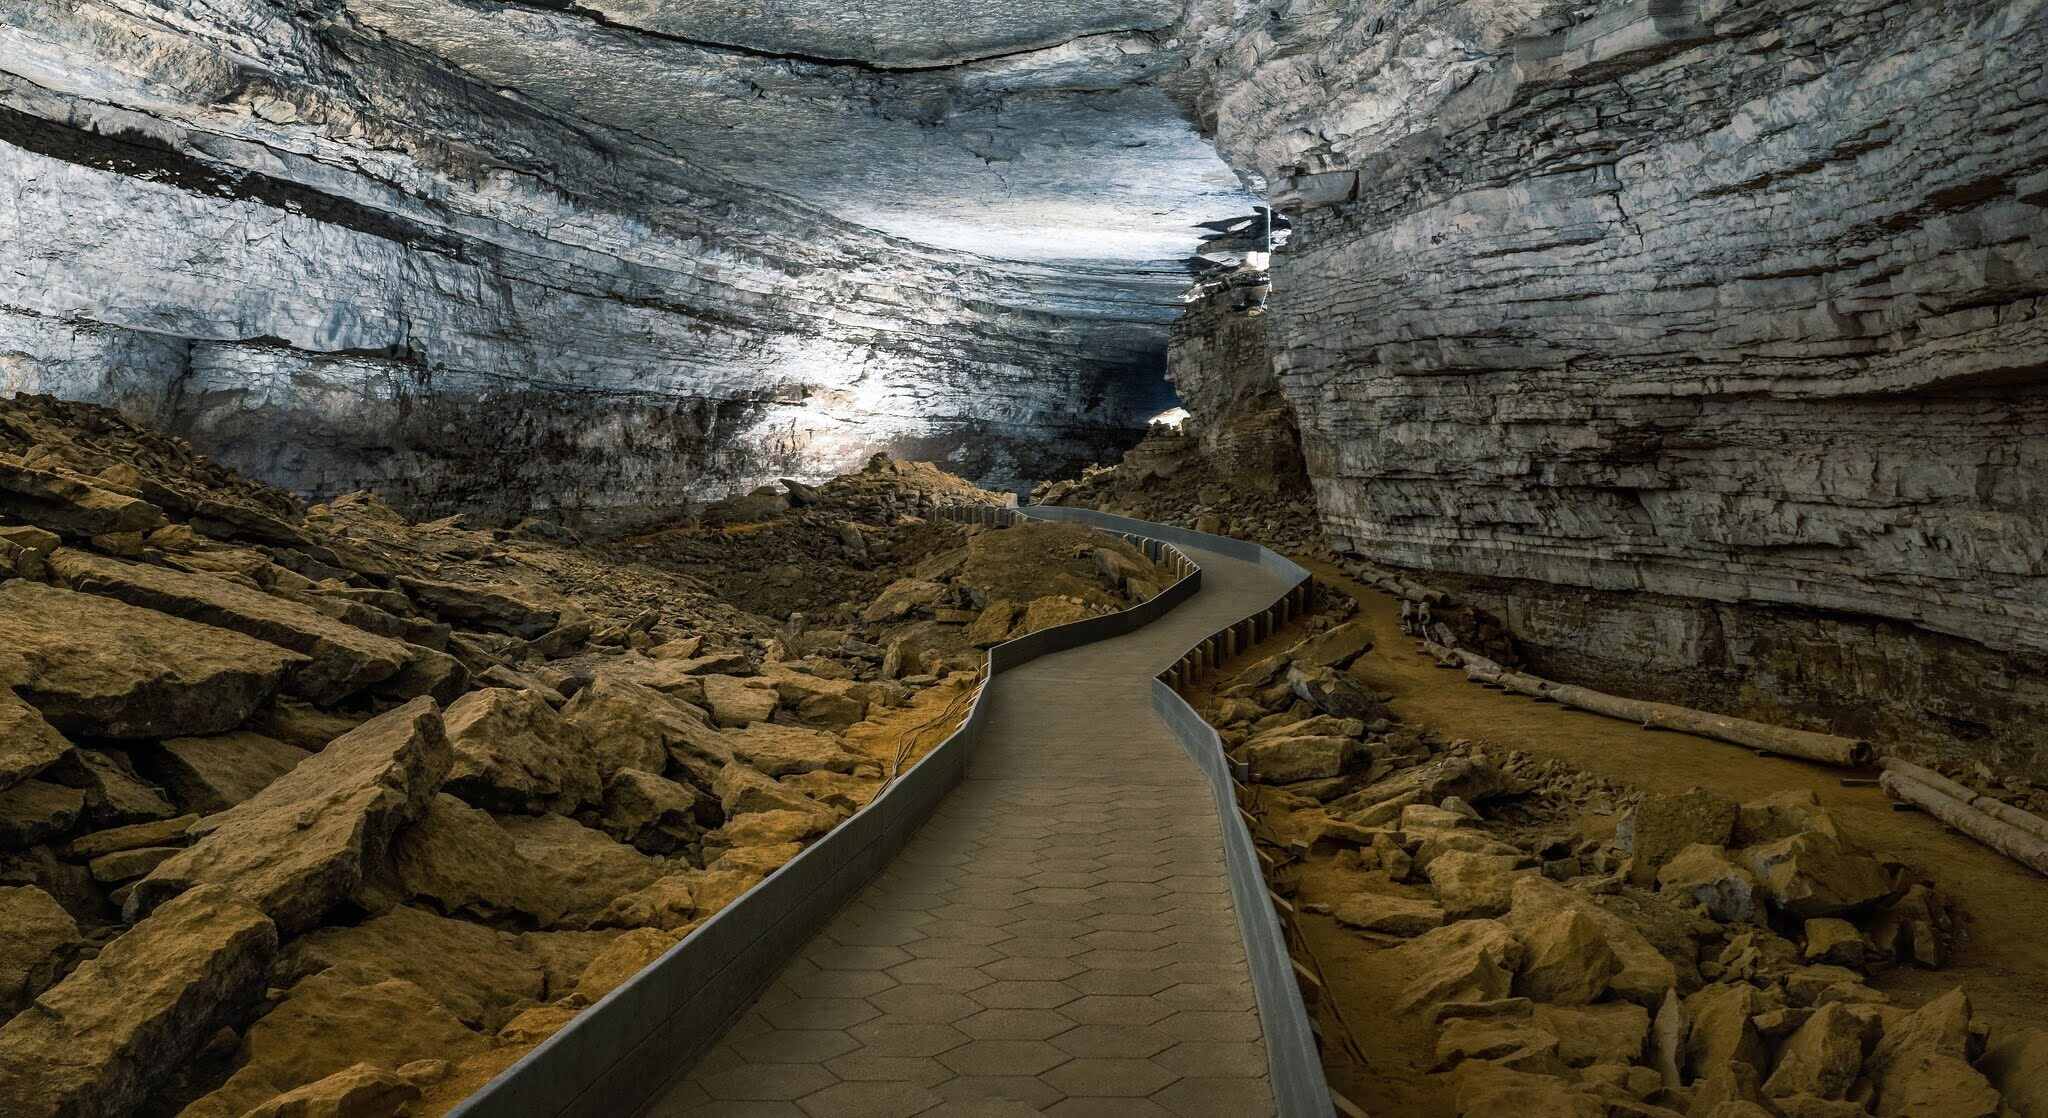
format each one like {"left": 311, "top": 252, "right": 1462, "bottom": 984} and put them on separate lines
{"left": 644, "top": 541, "right": 1299, "bottom": 1118}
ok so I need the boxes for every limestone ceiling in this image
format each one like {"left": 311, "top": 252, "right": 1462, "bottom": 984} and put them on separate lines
{"left": 343, "top": 0, "right": 1259, "bottom": 315}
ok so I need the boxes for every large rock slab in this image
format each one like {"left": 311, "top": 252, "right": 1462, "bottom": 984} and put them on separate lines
{"left": 1739, "top": 831, "right": 1893, "bottom": 918}
{"left": 396, "top": 576, "right": 569, "bottom": 639}
{"left": 1387, "top": 918, "right": 1525, "bottom": 1013}
{"left": 725, "top": 723, "right": 868, "bottom": 778}
{"left": 0, "top": 885, "right": 277, "bottom": 1118}
{"left": 1505, "top": 876, "right": 1677, "bottom": 1008}
{"left": 149, "top": 732, "right": 313, "bottom": 814}
{"left": 277, "top": 905, "right": 544, "bottom": 1030}
{"left": 443, "top": 687, "right": 602, "bottom": 815}
{"left": 1763, "top": 1003, "right": 1878, "bottom": 1101}
{"left": 181, "top": 971, "right": 487, "bottom": 1118}
{"left": 499, "top": 812, "right": 665, "bottom": 926}
{"left": 701, "top": 675, "right": 779, "bottom": 727}
{"left": 385, "top": 794, "right": 563, "bottom": 926}
{"left": 0, "top": 690, "right": 71, "bottom": 792}
{"left": 1620, "top": 789, "right": 1738, "bottom": 888}
{"left": 594, "top": 768, "right": 706, "bottom": 855}
{"left": 46, "top": 747, "right": 177, "bottom": 827}
{"left": 1426, "top": 851, "right": 1531, "bottom": 920}
{"left": 0, "top": 885, "right": 81, "bottom": 1016}
{"left": 49, "top": 549, "right": 411, "bottom": 705}
{"left": 557, "top": 674, "right": 689, "bottom": 778}
{"left": 0, "top": 780, "right": 86, "bottom": 848}
{"left": 0, "top": 581, "right": 302, "bottom": 739}
{"left": 0, "top": 461, "right": 166, "bottom": 538}
{"left": 126, "top": 698, "right": 452, "bottom": 933}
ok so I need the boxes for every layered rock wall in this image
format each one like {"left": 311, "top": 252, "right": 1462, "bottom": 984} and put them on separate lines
{"left": 1, "top": 1, "right": 1225, "bottom": 530}
{"left": 1165, "top": 289, "right": 1307, "bottom": 492}
{"left": 1183, "top": 0, "right": 2048, "bottom": 756}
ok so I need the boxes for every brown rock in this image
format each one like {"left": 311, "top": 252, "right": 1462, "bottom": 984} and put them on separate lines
{"left": 560, "top": 674, "right": 727, "bottom": 781}
{"left": 127, "top": 698, "right": 452, "bottom": 933}
{"left": 49, "top": 549, "right": 411, "bottom": 705}
{"left": 87, "top": 845, "right": 180, "bottom": 883}
{"left": 1738, "top": 831, "right": 1892, "bottom": 918}
{"left": 966, "top": 599, "right": 1021, "bottom": 646}
{"left": 576, "top": 927, "right": 682, "bottom": 1001}
{"left": 1621, "top": 789, "right": 1738, "bottom": 888}
{"left": 726, "top": 723, "right": 868, "bottom": 778}
{"left": 701, "top": 675, "right": 779, "bottom": 727}
{"left": 181, "top": 972, "right": 487, "bottom": 1118}
{"left": 1286, "top": 664, "right": 1387, "bottom": 721}
{"left": 1451, "top": 1062, "right": 1607, "bottom": 1118}
{"left": 1246, "top": 733, "right": 1362, "bottom": 783}
{"left": 240, "top": 1063, "right": 421, "bottom": 1118}
{"left": 1387, "top": 918, "right": 1525, "bottom": 1013}
{"left": 0, "top": 461, "right": 166, "bottom": 538}
{"left": 596, "top": 874, "right": 700, "bottom": 931}
{"left": 1427, "top": 851, "right": 1532, "bottom": 920}
{"left": 1981, "top": 1027, "right": 2048, "bottom": 1118}
{"left": 1684, "top": 983, "right": 1768, "bottom": 1084}
{"left": 1514, "top": 907, "right": 1619, "bottom": 1005}
{"left": 1802, "top": 918, "right": 1867, "bottom": 969}
{"left": 703, "top": 808, "right": 836, "bottom": 853}
{"left": 1656, "top": 843, "right": 1764, "bottom": 924}
{"left": 0, "top": 885, "right": 277, "bottom": 1118}
{"left": 1873, "top": 1054, "right": 2004, "bottom": 1118}
{"left": 0, "top": 885, "right": 80, "bottom": 1015}
{"left": 151, "top": 732, "right": 312, "bottom": 814}
{"left": 0, "top": 690, "right": 71, "bottom": 792}
{"left": 1433, "top": 1015, "right": 1565, "bottom": 1073}
{"left": 714, "top": 761, "right": 830, "bottom": 818}
{"left": 519, "top": 930, "right": 625, "bottom": 1000}
{"left": 385, "top": 794, "right": 563, "bottom": 926}
{"left": 1332, "top": 892, "right": 1446, "bottom": 937}
{"left": 1532, "top": 1002, "right": 1651, "bottom": 1068}
{"left": 594, "top": 768, "right": 705, "bottom": 854}
{"left": 45, "top": 747, "right": 178, "bottom": 827}
{"left": 0, "top": 581, "right": 302, "bottom": 739}
{"left": 443, "top": 687, "right": 602, "bottom": 815}
{"left": 63, "top": 814, "right": 198, "bottom": 859}
{"left": 0, "top": 780, "right": 85, "bottom": 847}
{"left": 1020, "top": 595, "right": 1092, "bottom": 632}
{"left": 248, "top": 700, "right": 367, "bottom": 751}
{"left": 500, "top": 812, "right": 665, "bottom": 926}
{"left": 278, "top": 906, "right": 544, "bottom": 1030}
{"left": 396, "top": 576, "right": 568, "bottom": 639}
{"left": 862, "top": 578, "right": 946, "bottom": 623}
{"left": 1734, "top": 790, "right": 1844, "bottom": 846}
{"left": 1763, "top": 1002, "right": 1878, "bottom": 1101}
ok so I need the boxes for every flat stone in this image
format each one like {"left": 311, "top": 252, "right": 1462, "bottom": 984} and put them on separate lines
{"left": 1620, "top": 788, "right": 1738, "bottom": 888}
{"left": 0, "top": 780, "right": 85, "bottom": 848}
{"left": 0, "top": 885, "right": 277, "bottom": 1118}
{"left": 1387, "top": 918, "right": 1525, "bottom": 1014}
{"left": 0, "top": 461, "right": 166, "bottom": 538}
{"left": 396, "top": 576, "right": 568, "bottom": 639}
{"left": 0, "top": 690, "right": 71, "bottom": 791}
{"left": 127, "top": 698, "right": 452, "bottom": 933}
{"left": 64, "top": 813, "right": 198, "bottom": 859}
{"left": 386, "top": 793, "right": 564, "bottom": 925}
{"left": 702, "top": 675, "right": 780, "bottom": 727}
{"left": 499, "top": 812, "right": 665, "bottom": 926}
{"left": 1426, "top": 851, "right": 1530, "bottom": 920}
{"left": 0, "top": 581, "right": 302, "bottom": 739}
{"left": 1331, "top": 891, "right": 1445, "bottom": 936}
{"left": 727, "top": 723, "right": 869, "bottom": 777}
{"left": 595, "top": 768, "right": 706, "bottom": 854}
{"left": 277, "top": 905, "right": 544, "bottom": 1030}
{"left": 87, "top": 845, "right": 180, "bottom": 883}
{"left": 239, "top": 1063, "right": 421, "bottom": 1118}
{"left": 150, "top": 732, "right": 312, "bottom": 814}
{"left": 49, "top": 549, "right": 412, "bottom": 705}
{"left": 1738, "top": 831, "right": 1892, "bottom": 918}
{"left": 557, "top": 675, "right": 691, "bottom": 778}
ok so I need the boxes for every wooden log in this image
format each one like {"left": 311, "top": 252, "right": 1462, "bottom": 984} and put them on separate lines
{"left": 1440, "top": 647, "right": 1870, "bottom": 768}
{"left": 1880, "top": 770, "right": 2048, "bottom": 877}
{"left": 1882, "top": 759, "right": 2048, "bottom": 844}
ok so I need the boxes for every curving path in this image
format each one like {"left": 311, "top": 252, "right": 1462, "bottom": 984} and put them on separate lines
{"left": 643, "top": 541, "right": 1302, "bottom": 1118}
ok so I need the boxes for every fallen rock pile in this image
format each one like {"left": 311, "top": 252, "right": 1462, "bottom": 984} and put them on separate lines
{"left": 0, "top": 395, "right": 1152, "bottom": 1116}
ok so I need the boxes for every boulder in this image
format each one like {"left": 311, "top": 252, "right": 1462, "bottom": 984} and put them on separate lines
{"left": 1734, "top": 790, "right": 1843, "bottom": 846}
{"left": 966, "top": 600, "right": 1020, "bottom": 646}
{"left": 277, "top": 906, "right": 544, "bottom": 1030}
{"left": 1763, "top": 1003, "right": 1878, "bottom": 1100}
{"left": 1684, "top": 982, "right": 1768, "bottom": 1084}
{"left": 1331, "top": 892, "right": 1446, "bottom": 937}
{"left": 1286, "top": 664, "right": 1387, "bottom": 720}
{"left": 49, "top": 550, "right": 411, "bottom": 705}
{"left": 558, "top": 674, "right": 723, "bottom": 780}
{"left": 180, "top": 972, "right": 487, "bottom": 1118}
{"left": 1868, "top": 883, "right": 1949, "bottom": 969}
{"left": 703, "top": 809, "right": 836, "bottom": 853}
{"left": 1514, "top": 907, "right": 1619, "bottom": 1005}
{"left": 46, "top": 747, "right": 178, "bottom": 826}
{"left": 0, "top": 690, "right": 70, "bottom": 791}
{"left": 1868, "top": 987, "right": 1978, "bottom": 1112}
{"left": 576, "top": 927, "right": 683, "bottom": 1001}
{"left": 1387, "top": 918, "right": 1525, "bottom": 1013}
{"left": 1532, "top": 1002, "right": 1651, "bottom": 1068}
{"left": 1451, "top": 1061, "right": 1608, "bottom": 1118}
{"left": 396, "top": 576, "right": 568, "bottom": 638}
{"left": 249, "top": 700, "right": 368, "bottom": 751}
{"left": 596, "top": 874, "right": 700, "bottom": 931}
{"left": 88, "top": 845, "right": 180, "bottom": 883}
{"left": 861, "top": 578, "right": 945, "bottom": 623}
{"left": 1433, "top": 1015, "right": 1565, "bottom": 1073}
{"left": 0, "top": 780, "right": 85, "bottom": 848}
{"left": 1506, "top": 877, "right": 1678, "bottom": 1008}
{"left": 726, "top": 723, "right": 868, "bottom": 778}
{"left": 701, "top": 675, "right": 779, "bottom": 727}
{"left": 1802, "top": 918, "right": 1867, "bottom": 969}
{"left": 1426, "top": 851, "right": 1531, "bottom": 920}
{"left": 1656, "top": 843, "right": 1764, "bottom": 923}
{"left": 0, "top": 581, "right": 302, "bottom": 738}
{"left": 1246, "top": 733, "right": 1362, "bottom": 783}
{"left": 1738, "top": 831, "right": 1892, "bottom": 918}
{"left": 1874, "top": 1054, "right": 2004, "bottom": 1118}
{"left": 594, "top": 768, "right": 704, "bottom": 854}
{"left": 1286, "top": 619, "right": 1375, "bottom": 671}
{"left": 385, "top": 794, "right": 563, "bottom": 926}
{"left": 500, "top": 813, "right": 665, "bottom": 926}
{"left": 1329, "top": 756, "right": 1508, "bottom": 824}
{"left": 714, "top": 761, "right": 830, "bottom": 818}
{"left": 443, "top": 687, "right": 603, "bottom": 815}
{"left": 150, "top": 732, "right": 312, "bottom": 814}
{"left": 0, "top": 461, "right": 166, "bottom": 538}
{"left": 63, "top": 813, "right": 198, "bottom": 859}
{"left": 126, "top": 698, "right": 452, "bottom": 933}
{"left": 0, "top": 885, "right": 81, "bottom": 1015}
{"left": 0, "top": 885, "right": 277, "bottom": 1118}
{"left": 518, "top": 930, "right": 624, "bottom": 1000}
{"left": 1021, "top": 596, "right": 1092, "bottom": 632}
{"left": 240, "top": 1063, "right": 421, "bottom": 1118}
{"left": 1981, "top": 1027, "right": 2048, "bottom": 1118}
{"left": 1619, "top": 789, "right": 1738, "bottom": 887}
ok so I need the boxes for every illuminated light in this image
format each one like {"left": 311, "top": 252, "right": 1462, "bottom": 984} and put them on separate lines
{"left": 1150, "top": 407, "right": 1190, "bottom": 427}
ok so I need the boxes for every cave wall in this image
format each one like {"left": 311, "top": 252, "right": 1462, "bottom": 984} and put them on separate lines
{"left": 1180, "top": 0, "right": 2048, "bottom": 758}
{"left": 1, "top": 1, "right": 1222, "bottom": 530}
{"left": 1164, "top": 289, "right": 1307, "bottom": 492}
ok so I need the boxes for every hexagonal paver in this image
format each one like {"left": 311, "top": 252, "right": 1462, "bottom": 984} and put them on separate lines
{"left": 969, "top": 980, "right": 1082, "bottom": 1009}
{"left": 885, "top": 958, "right": 996, "bottom": 991}
{"left": 1076, "top": 929, "right": 1173, "bottom": 951}
{"left": 866, "top": 986, "right": 984, "bottom": 1022}
{"left": 808, "top": 944, "right": 913, "bottom": 971}
{"left": 1044, "top": 1097, "right": 1177, "bottom": 1117}
{"left": 937, "top": 1039, "right": 1070, "bottom": 1077}
{"left": 763, "top": 997, "right": 882, "bottom": 1031}
{"left": 1059, "top": 995, "right": 1175, "bottom": 1026}
{"left": 785, "top": 967, "right": 900, "bottom": 1000}
{"left": 696, "top": 1063, "right": 838, "bottom": 1101}
{"left": 1152, "top": 1042, "right": 1267, "bottom": 1079}
{"left": 935, "top": 1075, "right": 1067, "bottom": 1111}
{"left": 824, "top": 1053, "right": 954, "bottom": 1087}
{"left": 955, "top": 1007, "right": 1077, "bottom": 1041}
{"left": 980, "top": 955, "right": 1085, "bottom": 982}
{"left": 1155, "top": 1010, "right": 1262, "bottom": 1042}
{"left": 847, "top": 1020, "right": 972, "bottom": 1057}
{"left": 1153, "top": 982, "right": 1250, "bottom": 1009}
{"left": 995, "top": 937, "right": 1088, "bottom": 959}
{"left": 734, "top": 1030, "right": 863, "bottom": 1065}
{"left": 1050, "top": 1024, "right": 1173, "bottom": 1059}
{"left": 795, "top": 1080, "right": 941, "bottom": 1117}
{"left": 1085, "top": 911, "right": 1175, "bottom": 932}
{"left": 1152, "top": 1076, "right": 1277, "bottom": 1116}
{"left": 1041, "top": 1057, "right": 1179, "bottom": 1097}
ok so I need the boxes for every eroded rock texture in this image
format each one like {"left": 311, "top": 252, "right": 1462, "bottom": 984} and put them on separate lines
{"left": 1178, "top": 0, "right": 2047, "bottom": 754}
{"left": 1, "top": 1, "right": 1256, "bottom": 528}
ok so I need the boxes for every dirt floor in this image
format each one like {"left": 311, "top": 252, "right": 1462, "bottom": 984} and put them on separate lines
{"left": 1195, "top": 556, "right": 2048, "bottom": 1116}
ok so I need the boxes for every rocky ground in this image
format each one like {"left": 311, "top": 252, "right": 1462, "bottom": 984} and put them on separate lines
{"left": 1187, "top": 596, "right": 2047, "bottom": 1118}
{"left": 0, "top": 393, "right": 1170, "bottom": 1118}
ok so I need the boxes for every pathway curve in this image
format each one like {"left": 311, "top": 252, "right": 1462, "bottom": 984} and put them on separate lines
{"left": 644, "top": 541, "right": 1301, "bottom": 1118}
